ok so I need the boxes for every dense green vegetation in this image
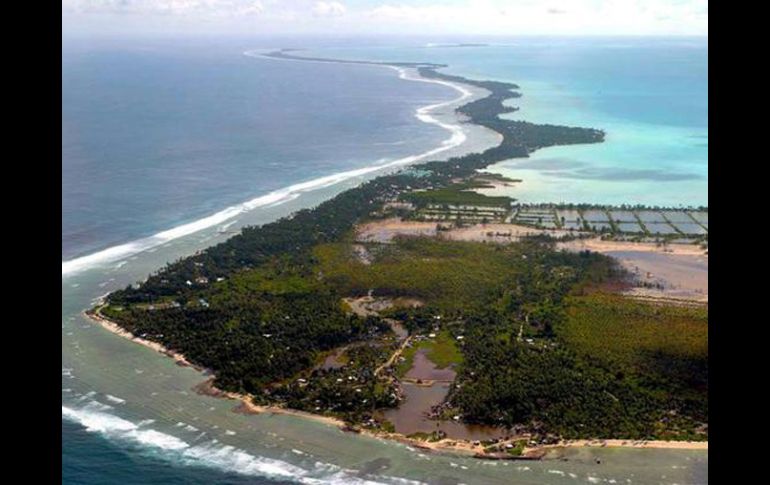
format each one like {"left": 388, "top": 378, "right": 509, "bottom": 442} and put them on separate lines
{"left": 107, "top": 52, "right": 602, "bottom": 306}
{"left": 561, "top": 294, "right": 708, "bottom": 434}
{"left": 102, "top": 262, "right": 383, "bottom": 394}
{"left": 103, "top": 230, "right": 707, "bottom": 439}
{"left": 315, "top": 238, "right": 532, "bottom": 312}
{"left": 268, "top": 343, "right": 401, "bottom": 423}
{"left": 400, "top": 183, "right": 513, "bottom": 209}
{"left": 449, "top": 293, "right": 707, "bottom": 440}
{"left": 98, "top": 52, "right": 707, "bottom": 442}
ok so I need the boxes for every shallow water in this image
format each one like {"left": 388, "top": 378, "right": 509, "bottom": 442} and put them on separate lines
{"left": 405, "top": 350, "right": 457, "bottom": 382}
{"left": 63, "top": 37, "right": 708, "bottom": 484}
{"left": 307, "top": 37, "right": 708, "bottom": 207}
{"left": 383, "top": 348, "right": 508, "bottom": 442}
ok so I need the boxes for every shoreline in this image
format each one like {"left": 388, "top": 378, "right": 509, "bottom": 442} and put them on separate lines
{"left": 76, "top": 49, "right": 706, "bottom": 463}
{"left": 86, "top": 306, "right": 349, "bottom": 428}
{"left": 86, "top": 306, "right": 200, "bottom": 371}
{"left": 546, "top": 439, "right": 708, "bottom": 451}
{"left": 86, "top": 305, "right": 707, "bottom": 460}
{"left": 62, "top": 53, "right": 498, "bottom": 279}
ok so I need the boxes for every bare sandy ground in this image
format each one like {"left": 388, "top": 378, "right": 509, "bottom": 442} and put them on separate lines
{"left": 559, "top": 238, "right": 707, "bottom": 256}
{"left": 442, "top": 223, "right": 572, "bottom": 242}
{"left": 385, "top": 435, "right": 707, "bottom": 460}
{"left": 343, "top": 295, "right": 424, "bottom": 317}
{"left": 356, "top": 218, "right": 572, "bottom": 244}
{"left": 356, "top": 219, "right": 437, "bottom": 243}
{"left": 542, "top": 439, "right": 708, "bottom": 451}
{"left": 559, "top": 238, "right": 708, "bottom": 302}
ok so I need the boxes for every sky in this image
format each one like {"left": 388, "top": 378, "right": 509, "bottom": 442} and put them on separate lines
{"left": 62, "top": 0, "right": 708, "bottom": 37}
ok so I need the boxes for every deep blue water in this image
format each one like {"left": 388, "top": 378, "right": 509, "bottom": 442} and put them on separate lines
{"left": 62, "top": 420, "right": 285, "bottom": 485}
{"left": 62, "top": 38, "right": 454, "bottom": 260}
{"left": 62, "top": 36, "right": 708, "bottom": 484}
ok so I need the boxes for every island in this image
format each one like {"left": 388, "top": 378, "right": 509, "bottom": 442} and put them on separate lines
{"left": 87, "top": 51, "right": 707, "bottom": 460}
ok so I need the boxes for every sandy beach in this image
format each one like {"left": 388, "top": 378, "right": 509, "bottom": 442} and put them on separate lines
{"left": 87, "top": 303, "right": 707, "bottom": 461}
{"left": 87, "top": 306, "right": 199, "bottom": 370}
{"left": 88, "top": 306, "right": 347, "bottom": 426}
{"left": 86, "top": 308, "right": 493, "bottom": 457}
{"left": 540, "top": 439, "right": 708, "bottom": 451}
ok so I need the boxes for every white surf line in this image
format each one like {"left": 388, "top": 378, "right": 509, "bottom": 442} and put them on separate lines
{"left": 62, "top": 403, "right": 306, "bottom": 481}
{"left": 62, "top": 52, "right": 473, "bottom": 278}
{"left": 63, "top": 401, "right": 422, "bottom": 484}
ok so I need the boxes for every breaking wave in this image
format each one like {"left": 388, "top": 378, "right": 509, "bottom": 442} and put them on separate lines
{"left": 62, "top": 51, "right": 472, "bottom": 279}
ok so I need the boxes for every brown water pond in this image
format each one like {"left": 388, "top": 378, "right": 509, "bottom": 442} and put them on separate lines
{"left": 382, "top": 349, "right": 509, "bottom": 441}
{"left": 405, "top": 350, "right": 456, "bottom": 381}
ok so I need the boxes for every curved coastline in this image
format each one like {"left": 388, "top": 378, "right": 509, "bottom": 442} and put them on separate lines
{"left": 69, "top": 49, "right": 705, "bottom": 480}
{"left": 82, "top": 51, "right": 704, "bottom": 457}
{"left": 62, "top": 52, "right": 498, "bottom": 278}
{"left": 85, "top": 304, "right": 707, "bottom": 460}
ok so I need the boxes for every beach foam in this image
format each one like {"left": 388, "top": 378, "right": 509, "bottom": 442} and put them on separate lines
{"left": 105, "top": 394, "right": 126, "bottom": 404}
{"left": 63, "top": 403, "right": 309, "bottom": 480}
{"left": 62, "top": 54, "right": 472, "bottom": 279}
{"left": 62, "top": 402, "right": 424, "bottom": 484}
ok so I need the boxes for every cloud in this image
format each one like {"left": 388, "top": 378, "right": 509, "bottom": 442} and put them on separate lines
{"left": 62, "top": 0, "right": 265, "bottom": 16}
{"left": 368, "top": 0, "right": 707, "bottom": 34}
{"left": 63, "top": 0, "right": 709, "bottom": 36}
{"left": 312, "top": 1, "right": 345, "bottom": 17}
{"left": 239, "top": 1, "right": 265, "bottom": 16}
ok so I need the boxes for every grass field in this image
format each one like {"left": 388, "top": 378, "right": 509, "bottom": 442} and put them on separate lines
{"left": 559, "top": 293, "right": 708, "bottom": 438}
{"left": 396, "top": 330, "right": 464, "bottom": 377}
{"left": 561, "top": 293, "right": 708, "bottom": 371}
{"left": 400, "top": 184, "right": 513, "bottom": 209}
{"left": 314, "top": 238, "right": 524, "bottom": 312}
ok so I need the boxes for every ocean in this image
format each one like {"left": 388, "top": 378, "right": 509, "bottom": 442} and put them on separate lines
{"left": 62, "top": 419, "right": 284, "bottom": 485}
{"left": 62, "top": 36, "right": 707, "bottom": 484}
{"left": 62, "top": 38, "right": 459, "bottom": 261}
{"left": 308, "top": 36, "right": 708, "bottom": 206}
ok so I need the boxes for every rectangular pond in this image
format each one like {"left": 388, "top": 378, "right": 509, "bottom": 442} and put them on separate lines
{"left": 644, "top": 222, "right": 680, "bottom": 235}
